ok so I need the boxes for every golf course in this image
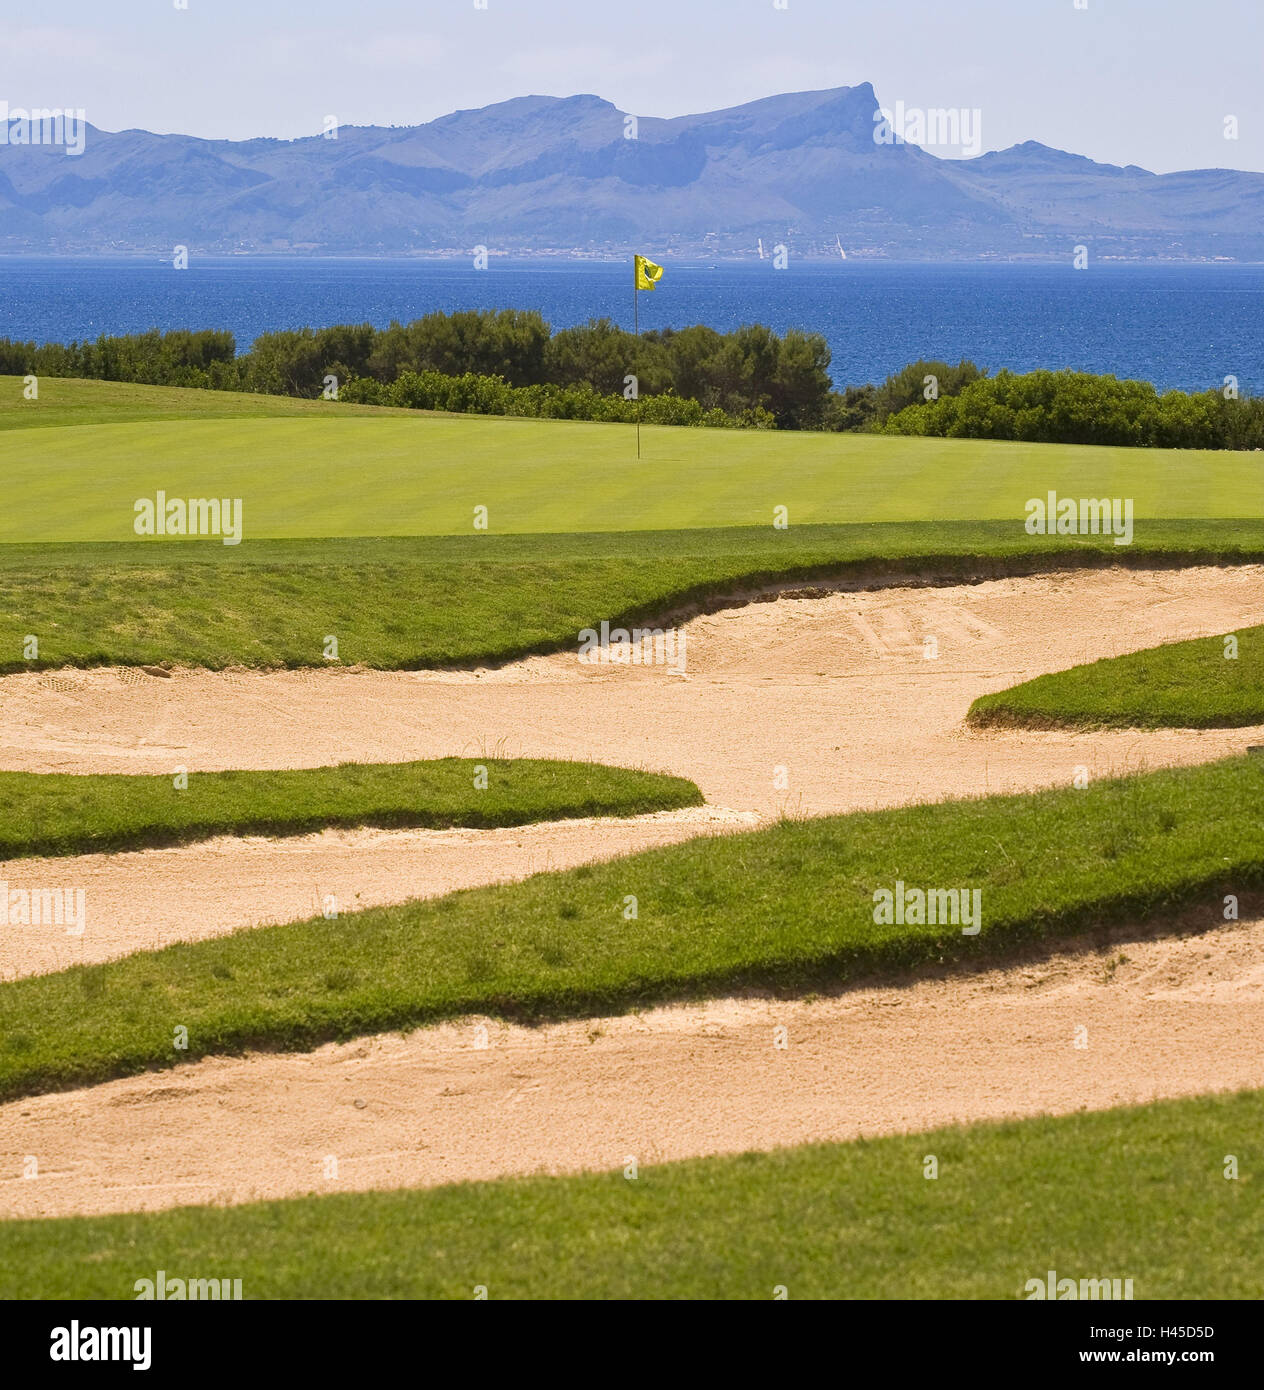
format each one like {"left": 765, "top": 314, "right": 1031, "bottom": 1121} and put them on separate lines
{"left": 0, "top": 375, "right": 1260, "bottom": 1299}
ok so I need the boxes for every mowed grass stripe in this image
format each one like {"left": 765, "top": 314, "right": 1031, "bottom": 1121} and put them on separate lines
{"left": 970, "top": 626, "right": 1264, "bottom": 730}
{"left": 0, "top": 757, "right": 1256, "bottom": 1101}
{"left": 1, "top": 1089, "right": 1259, "bottom": 1299}
{"left": 5, "top": 520, "right": 1263, "bottom": 672}
{"left": 0, "top": 760, "right": 704, "bottom": 860}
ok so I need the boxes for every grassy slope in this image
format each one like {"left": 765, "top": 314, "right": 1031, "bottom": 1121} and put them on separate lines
{"left": 0, "top": 374, "right": 415, "bottom": 429}
{"left": 2, "top": 375, "right": 1263, "bottom": 543}
{"left": 0, "top": 756, "right": 1256, "bottom": 1101}
{"left": 5, "top": 522, "right": 1264, "bottom": 673}
{"left": 0, "top": 760, "right": 703, "bottom": 859}
{"left": 1, "top": 1088, "right": 1259, "bottom": 1299}
{"left": 970, "top": 627, "right": 1264, "bottom": 730}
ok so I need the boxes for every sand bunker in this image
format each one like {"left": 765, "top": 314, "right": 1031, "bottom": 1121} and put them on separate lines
{"left": 1, "top": 565, "right": 1261, "bottom": 979}
{"left": 2, "top": 909, "right": 1260, "bottom": 1220}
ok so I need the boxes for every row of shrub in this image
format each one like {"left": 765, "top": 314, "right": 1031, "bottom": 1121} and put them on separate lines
{"left": 879, "top": 367, "right": 1264, "bottom": 449}
{"left": 340, "top": 370, "right": 775, "bottom": 427}
{"left": 3, "top": 314, "right": 1263, "bottom": 447}
{"left": 0, "top": 328, "right": 240, "bottom": 390}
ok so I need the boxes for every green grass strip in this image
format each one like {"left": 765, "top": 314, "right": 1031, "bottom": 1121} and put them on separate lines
{"left": 0, "top": 759, "right": 704, "bottom": 860}
{"left": 0, "top": 375, "right": 415, "bottom": 430}
{"left": 0, "top": 756, "right": 1257, "bottom": 1102}
{"left": 4, "top": 520, "right": 1264, "bottom": 672}
{"left": 970, "top": 626, "right": 1264, "bottom": 730}
{"left": 0, "top": 1089, "right": 1259, "bottom": 1299}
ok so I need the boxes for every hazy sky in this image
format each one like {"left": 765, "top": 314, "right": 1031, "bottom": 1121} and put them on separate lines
{"left": 2, "top": 0, "right": 1261, "bottom": 172}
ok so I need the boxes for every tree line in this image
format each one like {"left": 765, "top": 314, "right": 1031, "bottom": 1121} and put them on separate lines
{"left": 2, "top": 314, "right": 1262, "bottom": 447}
{"left": 0, "top": 312, "right": 825, "bottom": 428}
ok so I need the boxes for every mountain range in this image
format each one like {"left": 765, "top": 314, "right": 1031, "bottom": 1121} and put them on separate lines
{"left": 3, "top": 83, "right": 1262, "bottom": 260}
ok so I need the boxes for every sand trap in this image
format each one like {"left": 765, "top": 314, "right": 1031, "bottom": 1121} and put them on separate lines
{"left": 3, "top": 908, "right": 1260, "bottom": 1220}
{"left": 1, "top": 565, "right": 1261, "bottom": 979}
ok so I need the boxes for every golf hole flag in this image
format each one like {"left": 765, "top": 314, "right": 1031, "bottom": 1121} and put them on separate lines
{"left": 635, "top": 254, "right": 664, "bottom": 290}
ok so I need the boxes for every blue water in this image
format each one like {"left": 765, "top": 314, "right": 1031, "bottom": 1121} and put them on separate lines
{"left": 0, "top": 256, "right": 1260, "bottom": 394}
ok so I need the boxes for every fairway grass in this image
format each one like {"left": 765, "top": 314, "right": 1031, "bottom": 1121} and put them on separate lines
{"left": 0, "top": 756, "right": 1256, "bottom": 1101}
{"left": 1, "top": 1087, "right": 1259, "bottom": 1299}
{"left": 0, "top": 760, "right": 703, "bottom": 859}
{"left": 5, "top": 521, "right": 1264, "bottom": 672}
{"left": 3, "top": 375, "right": 1263, "bottom": 542}
{"left": 970, "top": 627, "right": 1264, "bottom": 730}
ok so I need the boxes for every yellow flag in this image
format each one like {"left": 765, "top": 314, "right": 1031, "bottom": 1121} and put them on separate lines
{"left": 634, "top": 254, "right": 664, "bottom": 291}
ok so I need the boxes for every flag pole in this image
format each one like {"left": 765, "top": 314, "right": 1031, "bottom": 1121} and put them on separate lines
{"left": 633, "top": 254, "right": 641, "bottom": 459}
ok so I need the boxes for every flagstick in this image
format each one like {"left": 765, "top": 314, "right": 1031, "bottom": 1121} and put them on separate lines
{"left": 633, "top": 255, "right": 641, "bottom": 459}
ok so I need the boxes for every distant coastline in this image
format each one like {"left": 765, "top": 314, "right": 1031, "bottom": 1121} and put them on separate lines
{"left": 4, "top": 87, "right": 1263, "bottom": 262}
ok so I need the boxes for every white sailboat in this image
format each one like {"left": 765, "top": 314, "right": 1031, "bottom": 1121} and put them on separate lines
{"left": 757, "top": 238, "right": 765, "bottom": 260}
{"left": 836, "top": 235, "right": 847, "bottom": 260}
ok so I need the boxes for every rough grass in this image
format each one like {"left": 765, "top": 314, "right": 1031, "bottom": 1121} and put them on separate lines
{"left": 0, "top": 759, "right": 703, "bottom": 859}
{"left": 4, "top": 521, "right": 1263, "bottom": 673}
{"left": 0, "top": 756, "right": 1256, "bottom": 1102}
{"left": 0, "top": 1088, "right": 1259, "bottom": 1299}
{"left": 970, "top": 627, "right": 1264, "bottom": 730}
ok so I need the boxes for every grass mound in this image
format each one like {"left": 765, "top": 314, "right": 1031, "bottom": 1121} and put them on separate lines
{"left": 970, "top": 627, "right": 1264, "bottom": 729}
{"left": 0, "top": 759, "right": 704, "bottom": 859}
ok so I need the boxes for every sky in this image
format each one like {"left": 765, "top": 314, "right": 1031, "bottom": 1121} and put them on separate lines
{"left": 1, "top": 0, "right": 1260, "bottom": 172}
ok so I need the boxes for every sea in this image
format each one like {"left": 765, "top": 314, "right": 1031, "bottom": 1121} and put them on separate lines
{"left": 0, "top": 255, "right": 1260, "bottom": 394}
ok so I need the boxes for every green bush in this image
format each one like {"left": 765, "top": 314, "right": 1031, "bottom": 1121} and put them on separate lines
{"left": 881, "top": 367, "right": 1264, "bottom": 449}
{"left": 340, "top": 368, "right": 774, "bottom": 427}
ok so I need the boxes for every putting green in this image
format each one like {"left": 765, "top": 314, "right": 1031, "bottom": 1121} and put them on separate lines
{"left": 5, "top": 411, "right": 1262, "bottom": 543}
